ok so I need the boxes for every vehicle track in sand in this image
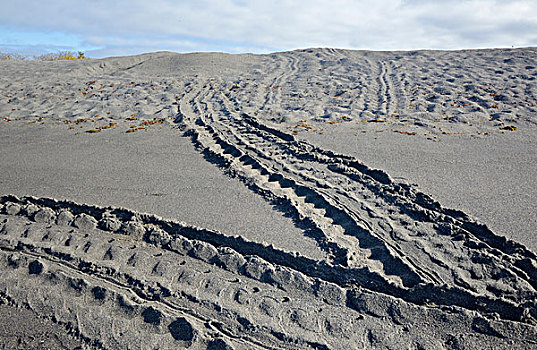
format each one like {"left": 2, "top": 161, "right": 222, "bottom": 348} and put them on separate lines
{"left": 1, "top": 195, "right": 537, "bottom": 349}
{"left": 2, "top": 48, "right": 537, "bottom": 349}
{"left": 176, "top": 72, "right": 537, "bottom": 325}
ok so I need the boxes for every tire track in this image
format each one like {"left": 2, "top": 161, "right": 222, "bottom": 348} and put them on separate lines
{"left": 359, "top": 56, "right": 382, "bottom": 119}
{"left": 176, "top": 77, "right": 537, "bottom": 325}
{"left": 1, "top": 195, "right": 536, "bottom": 349}
{"left": 384, "top": 59, "right": 408, "bottom": 116}
{"left": 258, "top": 53, "right": 297, "bottom": 115}
{"left": 186, "top": 82, "right": 417, "bottom": 286}
{"left": 0, "top": 195, "right": 357, "bottom": 349}
{"left": 215, "top": 92, "right": 424, "bottom": 284}
{"left": 377, "top": 60, "right": 390, "bottom": 116}
{"left": 3, "top": 49, "right": 537, "bottom": 348}
{"left": 272, "top": 53, "right": 298, "bottom": 110}
{"left": 241, "top": 113, "right": 537, "bottom": 296}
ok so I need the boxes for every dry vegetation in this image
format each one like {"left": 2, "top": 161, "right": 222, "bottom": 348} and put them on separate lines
{"left": 35, "top": 51, "right": 86, "bottom": 61}
{"left": 0, "top": 53, "right": 26, "bottom": 60}
{"left": 0, "top": 51, "right": 87, "bottom": 61}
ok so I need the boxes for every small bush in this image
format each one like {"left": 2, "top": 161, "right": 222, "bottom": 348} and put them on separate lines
{"left": 35, "top": 51, "right": 87, "bottom": 61}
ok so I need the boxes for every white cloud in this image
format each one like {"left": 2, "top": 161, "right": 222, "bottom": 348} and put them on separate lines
{"left": 0, "top": 0, "right": 536, "bottom": 57}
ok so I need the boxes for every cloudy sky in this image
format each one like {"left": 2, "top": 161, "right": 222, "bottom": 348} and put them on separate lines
{"left": 1, "top": 0, "right": 536, "bottom": 58}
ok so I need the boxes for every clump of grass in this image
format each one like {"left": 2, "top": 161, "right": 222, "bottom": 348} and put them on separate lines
{"left": 394, "top": 130, "right": 417, "bottom": 135}
{"left": 126, "top": 126, "right": 146, "bottom": 133}
{"left": 85, "top": 122, "right": 118, "bottom": 134}
{"left": 139, "top": 118, "right": 165, "bottom": 126}
{"left": 35, "top": 51, "right": 87, "bottom": 61}
{"left": 367, "top": 118, "right": 385, "bottom": 123}
{"left": 0, "top": 52, "right": 26, "bottom": 60}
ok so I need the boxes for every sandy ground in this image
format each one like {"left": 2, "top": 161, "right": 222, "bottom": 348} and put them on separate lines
{"left": 0, "top": 123, "right": 321, "bottom": 260}
{"left": 302, "top": 126, "right": 537, "bottom": 253}
{"left": 0, "top": 48, "right": 536, "bottom": 349}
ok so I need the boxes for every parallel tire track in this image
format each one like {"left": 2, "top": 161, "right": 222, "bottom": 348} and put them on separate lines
{"left": 176, "top": 74, "right": 537, "bottom": 326}
{"left": 3, "top": 49, "right": 537, "bottom": 349}
{"left": 1, "top": 195, "right": 537, "bottom": 349}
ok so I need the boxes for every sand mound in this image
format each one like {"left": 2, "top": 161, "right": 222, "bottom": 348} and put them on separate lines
{"left": 1, "top": 47, "right": 536, "bottom": 348}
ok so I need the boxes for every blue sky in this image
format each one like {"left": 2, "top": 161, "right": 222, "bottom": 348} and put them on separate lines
{"left": 1, "top": 0, "right": 536, "bottom": 58}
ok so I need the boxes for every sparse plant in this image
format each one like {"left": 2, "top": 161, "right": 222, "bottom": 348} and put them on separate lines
{"left": 0, "top": 53, "right": 13, "bottom": 60}
{"left": 35, "top": 51, "right": 88, "bottom": 61}
{"left": 0, "top": 52, "right": 26, "bottom": 60}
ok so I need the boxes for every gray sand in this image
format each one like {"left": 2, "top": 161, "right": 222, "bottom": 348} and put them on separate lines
{"left": 0, "top": 122, "right": 322, "bottom": 260}
{"left": 303, "top": 127, "right": 537, "bottom": 253}
{"left": 0, "top": 304, "right": 83, "bottom": 349}
{"left": 0, "top": 48, "right": 536, "bottom": 349}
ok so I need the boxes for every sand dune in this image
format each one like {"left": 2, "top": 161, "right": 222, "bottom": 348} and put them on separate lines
{"left": 1, "top": 48, "right": 536, "bottom": 349}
